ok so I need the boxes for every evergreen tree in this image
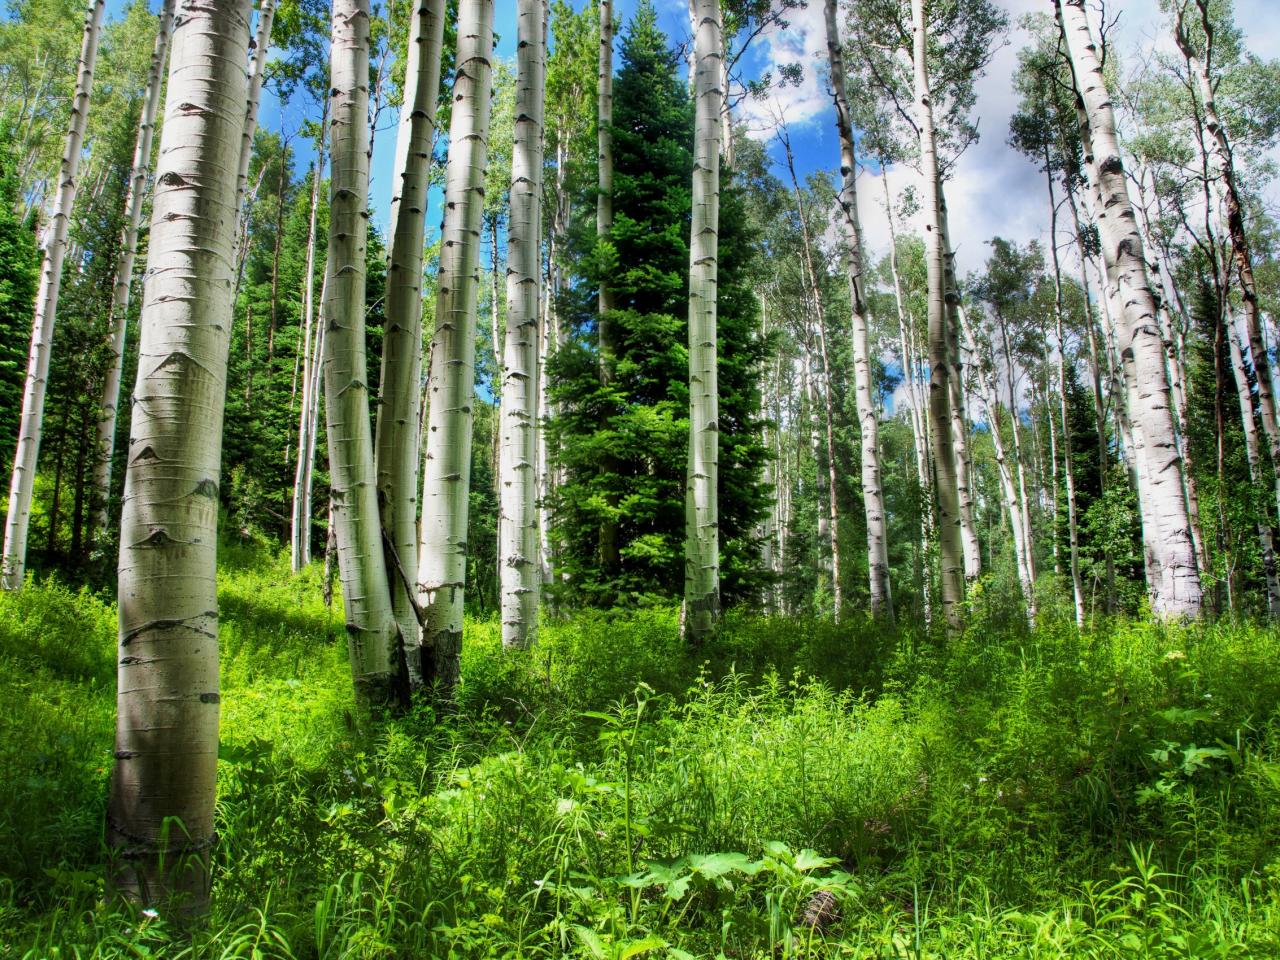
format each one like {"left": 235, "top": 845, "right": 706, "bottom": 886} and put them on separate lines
{"left": 548, "top": 0, "right": 768, "bottom": 608}
{"left": 0, "top": 129, "right": 39, "bottom": 477}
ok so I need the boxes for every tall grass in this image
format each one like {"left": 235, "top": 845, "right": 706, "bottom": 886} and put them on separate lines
{"left": 2, "top": 547, "right": 1280, "bottom": 957}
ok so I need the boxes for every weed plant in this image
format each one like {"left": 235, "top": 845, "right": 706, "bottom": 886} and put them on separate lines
{"left": 2, "top": 548, "right": 1279, "bottom": 957}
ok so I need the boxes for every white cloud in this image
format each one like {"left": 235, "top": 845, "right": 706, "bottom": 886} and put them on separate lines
{"left": 734, "top": 0, "right": 833, "bottom": 138}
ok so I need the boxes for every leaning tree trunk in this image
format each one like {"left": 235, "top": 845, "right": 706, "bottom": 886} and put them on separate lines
{"left": 106, "top": 0, "right": 252, "bottom": 914}
{"left": 683, "top": 0, "right": 723, "bottom": 642}
{"left": 418, "top": 0, "right": 494, "bottom": 693}
{"left": 1059, "top": 0, "right": 1203, "bottom": 617}
{"left": 322, "top": 0, "right": 401, "bottom": 704}
{"left": 374, "top": 0, "right": 445, "bottom": 686}
{"left": 91, "top": 0, "right": 175, "bottom": 547}
{"left": 825, "top": 0, "right": 892, "bottom": 620}
{"left": 232, "top": 0, "right": 277, "bottom": 275}
{"left": 2, "top": 0, "right": 105, "bottom": 590}
{"left": 499, "top": 0, "right": 545, "bottom": 649}
{"left": 912, "top": 0, "right": 964, "bottom": 630}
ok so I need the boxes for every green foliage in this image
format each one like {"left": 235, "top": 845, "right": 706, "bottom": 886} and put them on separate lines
{"left": 0, "top": 125, "right": 38, "bottom": 474}
{"left": 5, "top": 561, "right": 1280, "bottom": 956}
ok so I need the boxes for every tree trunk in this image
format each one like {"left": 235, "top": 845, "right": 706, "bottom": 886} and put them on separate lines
{"left": 1058, "top": 0, "right": 1203, "bottom": 617}
{"left": 683, "top": 0, "right": 722, "bottom": 642}
{"left": 418, "top": 0, "right": 494, "bottom": 693}
{"left": 322, "top": 0, "right": 401, "bottom": 705}
{"left": 912, "top": 0, "right": 964, "bottom": 630}
{"left": 91, "top": 0, "right": 175, "bottom": 548}
{"left": 107, "top": 0, "right": 251, "bottom": 913}
{"left": 499, "top": 0, "right": 545, "bottom": 649}
{"left": 2, "top": 0, "right": 105, "bottom": 590}
{"left": 375, "top": 0, "right": 445, "bottom": 686}
{"left": 232, "top": 0, "right": 278, "bottom": 271}
{"left": 825, "top": 0, "right": 892, "bottom": 620}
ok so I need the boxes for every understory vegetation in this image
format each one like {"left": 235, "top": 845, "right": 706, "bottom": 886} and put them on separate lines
{"left": 3, "top": 545, "right": 1280, "bottom": 958}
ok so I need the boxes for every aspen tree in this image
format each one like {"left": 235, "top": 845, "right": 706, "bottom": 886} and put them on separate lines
{"left": 233, "top": 0, "right": 278, "bottom": 272}
{"left": 824, "top": 0, "right": 892, "bottom": 619}
{"left": 91, "top": 0, "right": 176, "bottom": 546}
{"left": 1058, "top": 0, "right": 1203, "bottom": 616}
{"left": 2, "top": 0, "right": 105, "bottom": 590}
{"left": 683, "top": 0, "right": 723, "bottom": 641}
{"left": 499, "top": 0, "right": 546, "bottom": 648}
{"left": 911, "top": 0, "right": 964, "bottom": 629}
{"left": 375, "top": 0, "right": 445, "bottom": 683}
{"left": 419, "top": 0, "right": 494, "bottom": 692}
{"left": 322, "top": 0, "right": 401, "bottom": 702}
{"left": 107, "top": 0, "right": 253, "bottom": 912}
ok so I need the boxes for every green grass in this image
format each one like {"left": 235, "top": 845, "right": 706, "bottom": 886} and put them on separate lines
{"left": 2, "top": 548, "right": 1280, "bottom": 957}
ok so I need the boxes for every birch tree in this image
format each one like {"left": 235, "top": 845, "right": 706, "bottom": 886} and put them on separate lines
{"left": 1057, "top": 0, "right": 1204, "bottom": 617}
{"left": 418, "top": 0, "right": 494, "bottom": 692}
{"left": 322, "top": 0, "right": 401, "bottom": 702}
{"left": 233, "top": 0, "right": 278, "bottom": 275}
{"left": 2, "top": 0, "right": 105, "bottom": 590}
{"left": 107, "top": 0, "right": 252, "bottom": 912}
{"left": 683, "top": 0, "right": 723, "bottom": 641}
{"left": 374, "top": 0, "right": 445, "bottom": 684}
{"left": 499, "top": 0, "right": 546, "bottom": 649}
{"left": 91, "top": 0, "right": 175, "bottom": 546}
{"left": 824, "top": 0, "right": 892, "bottom": 619}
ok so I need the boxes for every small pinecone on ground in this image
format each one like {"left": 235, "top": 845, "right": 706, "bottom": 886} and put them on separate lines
{"left": 799, "top": 889, "right": 840, "bottom": 931}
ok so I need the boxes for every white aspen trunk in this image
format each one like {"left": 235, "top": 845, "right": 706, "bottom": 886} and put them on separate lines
{"left": 499, "top": 0, "right": 545, "bottom": 649}
{"left": 1059, "top": 0, "right": 1203, "bottom": 617}
{"left": 322, "top": 0, "right": 400, "bottom": 703}
{"left": 418, "top": 0, "right": 494, "bottom": 693}
{"left": 107, "top": 0, "right": 251, "bottom": 912}
{"left": 1227, "top": 314, "right": 1280, "bottom": 616}
{"left": 91, "top": 0, "right": 175, "bottom": 547}
{"left": 374, "top": 0, "right": 445, "bottom": 684}
{"left": 996, "top": 311, "right": 1037, "bottom": 595}
{"left": 825, "top": 0, "right": 891, "bottom": 619}
{"left": 2, "top": 0, "right": 105, "bottom": 590}
{"left": 912, "top": 0, "right": 964, "bottom": 629}
{"left": 596, "top": 0, "right": 614, "bottom": 366}
{"left": 232, "top": 0, "right": 277, "bottom": 270}
{"left": 683, "top": 0, "right": 722, "bottom": 641}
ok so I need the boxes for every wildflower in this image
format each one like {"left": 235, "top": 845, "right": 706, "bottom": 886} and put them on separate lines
{"left": 1165, "top": 650, "right": 1186, "bottom": 661}
{"left": 142, "top": 908, "right": 159, "bottom": 919}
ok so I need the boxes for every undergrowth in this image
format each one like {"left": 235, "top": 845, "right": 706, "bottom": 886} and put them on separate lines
{"left": 2, "top": 545, "right": 1280, "bottom": 957}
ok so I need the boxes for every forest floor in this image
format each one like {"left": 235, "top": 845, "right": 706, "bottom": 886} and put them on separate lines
{"left": 3, "top": 543, "right": 1280, "bottom": 958}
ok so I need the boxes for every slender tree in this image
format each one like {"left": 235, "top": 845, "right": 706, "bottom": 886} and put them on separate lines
{"left": 824, "top": 0, "right": 892, "bottom": 619}
{"left": 233, "top": 0, "right": 278, "bottom": 274}
{"left": 322, "top": 0, "right": 401, "bottom": 702}
{"left": 375, "top": 0, "right": 445, "bottom": 684}
{"left": 683, "top": 0, "right": 723, "bottom": 641}
{"left": 418, "top": 0, "right": 494, "bottom": 692}
{"left": 2, "top": 0, "right": 105, "bottom": 590}
{"left": 91, "top": 0, "right": 176, "bottom": 546}
{"left": 107, "top": 0, "right": 252, "bottom": 912}
{"left": 1057, "top": 0, "right": 1203, "bottom": 616}
{"left": 499, "top": 0, "right": 546, "bottom": 649}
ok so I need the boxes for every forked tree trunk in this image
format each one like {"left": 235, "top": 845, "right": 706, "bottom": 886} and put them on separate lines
{"left": 1059, "top": 0, "right": 1203, "bottom": 617}
{"left": 2, "top": 0, "right": 105, "bottom": 590}
{"left": 322, "top": 0, "right": 401, "bottom": 704}
{"left": 683, "top": 0, "right": 723, "bottom": 642}
{"left": 107, "top": 0, "right": 252, "bottom": 913}
{"left": 91, "top": 0, "right": 175, "bottom": 547}
{"left": 825, "top": 0, "right": 892, "bottom": 620}
{"left": 499, "top": 0, "right": 545, "bottom": 649}
{"left": 912, "top": 0, "right": 964, "bottom": 630}
{"left": 375, "top": 0, "right": 445, "bottom": 685}
{"left": 418, "top": 0, "right": 494, "bottom": 693}
{"left": 232, "top": 0, "right": 278, "bottom": 272}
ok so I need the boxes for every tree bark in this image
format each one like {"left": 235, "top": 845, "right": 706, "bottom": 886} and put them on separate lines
{"left": 824, "top": 0, "right": 892, "bottom": 620}
{"left": 912, "top": 0, "right": 964, "bottom": 630}
{"left": 1058, "top": 0, "right": 1203, "bottom": 617}
{"left": 683, "top": 0, "right": 723, "bottom": 642}
{"left": 91, "top": 0, "right": 175, "bottom": 549}
{"left": 2, "top": 0, "right": 105, "bottom": 590}
{"left": 232, "top": 0, "right": 278, "bottom": 277}
{"left": 375, "top": 0, "right": 444, "bottom": 685}
{"left": 499, "top": 0, "right": 545, "bottom": 649}
{"left": 107, "top": 0, "right": 252, "bottom": 913}
{"left": 322, "top": 0, "right": 401, "bottom": 704}
{"left": 418, "top": 0, "right": 494, "bottom": 693}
